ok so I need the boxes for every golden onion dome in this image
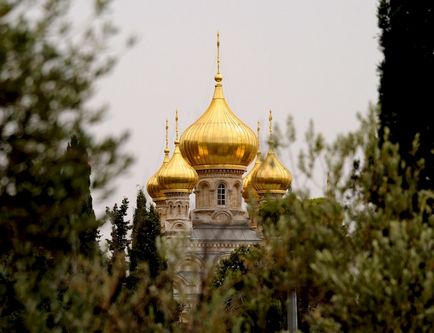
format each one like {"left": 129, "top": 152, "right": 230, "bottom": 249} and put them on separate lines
{"left": 251, "top": 111, "right": 292, "bottom": 194}
{"left": 146, "top": 120, "right": 171, "bottom": 201}
{"left": 179, "top": 33, "right": 258, "bottom": 171}
{"left": 158, "top": 112, "right": 198, "bottom": 193}
{"left": 242, "top": 121, "right": 262, "bottom": 200}
{"left": 147, "top": 173, "right": 162, "bottom": 200}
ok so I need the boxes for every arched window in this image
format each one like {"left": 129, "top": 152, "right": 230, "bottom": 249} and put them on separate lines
{"left": 217, "top": 183, "right": 226, "bottom": 206}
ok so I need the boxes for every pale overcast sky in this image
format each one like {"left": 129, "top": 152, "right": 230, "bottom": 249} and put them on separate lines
{"left": 89, "top": 0, "right": 382, "bottom": 224}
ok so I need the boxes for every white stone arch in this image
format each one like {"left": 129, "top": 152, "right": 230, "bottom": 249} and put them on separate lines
{"left": 179, "top": 254, "right": 205, "bottom": 274}
{"left": 171, "top": 221, "right": 186, "bottom": 231}
{"left": 211, "top": 210, "right": 233, "bottom": 224}
{"left": 168, "top": 201, "right": 174, "bottom": 216}
{"left": 196, "top": 180, "right": 211, "bottom": 208}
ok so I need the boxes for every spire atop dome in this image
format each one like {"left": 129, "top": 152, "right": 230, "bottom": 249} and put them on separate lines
{"left": 215, "top": 32, "right": 223, "bottom": 85}
{"left": 165, "top": 118, "right": 169, "bottom": 154}
{"left": 217, "top": 32, "right": 220, "bottom": 74}
{"left": 268, "top": 110, "right": 273, "bottom": 137}
{"left": 159, "top": 111, "right": 198, "bottom": 193}
{"left": 251, "top": 111, "right": 292, "bottom": 196}
{"left": 147, "top": 120, "right": 172, "bottom": 201}
{"left": 268, "top": 109, "right": 277, "bottom": 149}
{"left": 175, "top": 109, "right": 179, "bottom": 143}
{"left": 179, "top": 34, "right": 258, "bottom": 171}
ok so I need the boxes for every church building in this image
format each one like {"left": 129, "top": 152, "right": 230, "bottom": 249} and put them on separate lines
{"left": 146, "top": 34, "right": 292, "bottom": 303}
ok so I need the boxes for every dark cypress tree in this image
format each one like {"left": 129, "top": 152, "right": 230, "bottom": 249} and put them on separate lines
{"left": 129, "top": 189, "right": 165, "bottom": 282}
{"left": 129, "top": 189, "right": 148, "bottom": 274}
{"left": 65, "top": 135, "right": 99, "bottom": 258}
{"left": 106, "top": 198, "right": 130, "bottom": 266}
{"left": 378, "top": 0, "right": 434, "bottom": 189}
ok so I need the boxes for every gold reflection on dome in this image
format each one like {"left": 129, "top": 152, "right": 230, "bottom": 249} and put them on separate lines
{"left": 179, "top": 33, "right": 258, "bottom": 171}
{"left": 147, "top": 119, "right": 171, "bottom": 200}
{"left": 242, "top": 121, "right": 262, "bottom": 200}
{"left": 252, "top": 111, "right": 292, "bottom": 194}
{"left": 158, "top": 111, "right": 198, "bottom": 193}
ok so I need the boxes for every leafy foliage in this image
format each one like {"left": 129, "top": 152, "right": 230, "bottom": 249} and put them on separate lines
{"left": 1, "top": 0, "right": 433, "bottom": 331}
{"left": 192, "top": 107, "right": 434, "bottom": 332}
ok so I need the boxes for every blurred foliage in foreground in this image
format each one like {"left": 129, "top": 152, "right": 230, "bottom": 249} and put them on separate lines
{"left": 0, "top": 1, "right": 175, "bottom": 331}
{"left": 197, "top": 107, "right": 434, "bottom": 333}
{"left": 1, "top": 1, "right": 434, "bottom": 332}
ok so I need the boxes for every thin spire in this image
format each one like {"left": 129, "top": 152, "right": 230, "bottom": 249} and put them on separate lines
{"left": 215, "top": 32, "right": 223, "bottom": 84}
{"left": 269, "top": 110, "right": 273, "bottom": 137}
{"left": 217, "top": 32, "right": 220, "bottom": 74}
{"left": 268, "top": 110, "right": 275, "bottom": 149}
{"left": 164, "top": 118, "right": 169, "bottom": 154}
{"left": 175, "top": 110, "right": 179, "bottom": 142}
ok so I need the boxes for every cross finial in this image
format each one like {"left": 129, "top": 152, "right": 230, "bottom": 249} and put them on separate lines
{"left": 269, "top": 110, "right": 273, "bottom": 136}
{"left": 214, "top": 32, "right": 223, "bottom": 83}
{"left": 175, "top": 110, "right": 179, "bottom": 142}
{"left": 217, "top": 32, "right": 220, "bottom": 74}
{"left": 164, "top": 118, "right": 169, "bottom": 153}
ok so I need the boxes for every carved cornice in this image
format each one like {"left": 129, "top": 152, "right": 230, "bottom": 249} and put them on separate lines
{"left": 197, "top": 169, "right": 244, "bottom": 176}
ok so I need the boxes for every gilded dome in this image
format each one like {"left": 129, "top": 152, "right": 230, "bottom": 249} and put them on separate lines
{"left": 179, "top": 35, "right": 258, "bottom": 171}
{"left": 147, "top": 171, "right": 164, "bottom": 200}
{"left": 158, "top": 112, "right": 198, "bottom": 193}
{"left": 251, "top": 111, "right": 292, "bottom": 195}
{"left": 146, "top": 121, "right": 171, "bottom": 201}
{"left": 251, "top": 148, "right": 291, "bottom": 194}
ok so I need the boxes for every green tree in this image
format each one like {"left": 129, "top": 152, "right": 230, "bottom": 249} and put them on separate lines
{"left": 130, "top": 189, "right": 166, "bottom": 282}
{"left": 378, "top": 0, "right": 434, "bottom": 189}
{"left": 65, "top": 134, "right": 100, "bottom": 258}
{"left": 0, "top": 1, "right": 134, "bottom": 330}
{"left": 189, "top": 108, "right": 434, "bottom": 332}
{"left": 107, "top": 198, "right": 131, "bottom": 268}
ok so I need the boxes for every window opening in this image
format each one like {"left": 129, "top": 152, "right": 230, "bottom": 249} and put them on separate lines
{"left": 217, "top": 184, "right": 226, "bottom": 206}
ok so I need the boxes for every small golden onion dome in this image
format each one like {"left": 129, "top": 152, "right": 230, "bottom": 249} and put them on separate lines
{"left": 158, "top": 112, "right": 198, "bottom": 193}
{"left": 251, "top": 148, "right": 291, "bottom": 194}
{"left": 251, "top": 111, "right": 292, "bottom": 194}
{"left": 242, "top": 121, "right": 262, "bottom": 200}
{"left": 147, "top": 152, "right": 170, "bottom": 200}
{"left": 147, "top": 173, "right": 162, "bottom": 199}
{"left": 179, "top": 34, "right": 258, "bottom": 171}
{"left": 147, "top": 120, "right": 171, "bottom": 201}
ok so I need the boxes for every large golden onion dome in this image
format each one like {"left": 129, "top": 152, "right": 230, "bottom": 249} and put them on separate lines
{"left": 179, "top": 33, "right": 258, "bottom": 171}
{"left": 251, "top": 111, "right": 292, "bottom": 194}
{"left": 158, "top": 112, "right": 198, "bottom": 193}
{"left": 242, "top": 121, "right": 262, "bottom": 200}
{"left": 147, "top": 120, "right": 171, "bottom": 201}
